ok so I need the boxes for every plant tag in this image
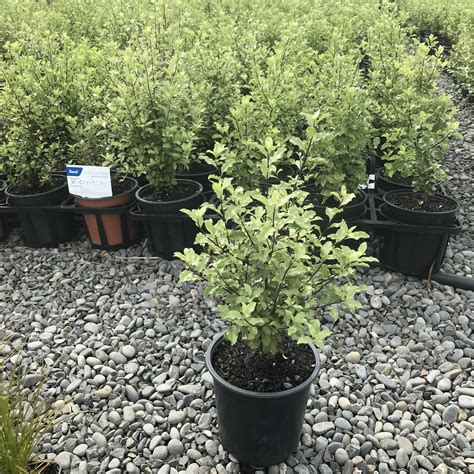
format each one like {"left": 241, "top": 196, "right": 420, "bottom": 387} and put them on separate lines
{"left": 66, "top": 165, "right": 112, "bottom": 198}
{"left": 367, "top": 174, "right": 376, "bottom": 190}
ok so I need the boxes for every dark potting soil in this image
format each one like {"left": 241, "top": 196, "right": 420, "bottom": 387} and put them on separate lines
{"left": 212, "top": 336, "right": 316, "bottom": 393}
{"left": 381, "top": 170, "right": 413, "bottom": 187}
{"left": 181, "top": 161, "right": 215, "bottom": 175}
{"left": 307, "top": 190, "right": 365, "bottom": 208}
{"left": 387, "top": 193, "right": 457, "bottom": 213}
{"left": 111, "top": 178, "right": 134, "bottom": 196}
{"left": 142, "top": 182, "right": 198, "bottom": 202}
{"left": 9, "top": 175, "right": 65, "bottom": 196}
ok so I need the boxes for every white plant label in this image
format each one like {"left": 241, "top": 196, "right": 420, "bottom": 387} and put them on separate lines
{"left": 368, "top": 174, "right": 376, "bottom": 190}
{"left": 66, "top": 165, "right": 112, "bottom": 198}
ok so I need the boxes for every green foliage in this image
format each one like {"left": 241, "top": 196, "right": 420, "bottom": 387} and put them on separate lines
{"left": 0, "top": 0, "right": 463, "bottom": 193}
{"left": 214, "top": 34, "right": 310, "bottom": 188}
{"left": 0, "top": 38, "right": 110, "bottom": 191}
{"left": 99, "top": 33, "right": 208, "bottom": 188}
{"left": 176, "top": 178, "right": 376, "bottom": 354}
{"left": 368, "top": 36, "right": 460, "bottom": 195}
{"left": 397, "top": 0, "right": 474, "bottom": 95}
{"left": 0, "top": 341, "right": 67, "bottom": 474}
{"left": 293, "top": 38, "right": 371, "bottom": 197}
{"left": 450, "top": 27, "right": 474, "bottom": 96}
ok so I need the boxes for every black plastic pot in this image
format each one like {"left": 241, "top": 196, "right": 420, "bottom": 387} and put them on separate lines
{"left": 205, "top": 333, "right": 321, "bottom": 467}
{"left": 383, "top": 190, "right": 459, "bottom": 226}
{"left": 309, "top": 188, "right": 368, "bottom": 222}
{"left": 134, "top": 180, "right": 203, "bottom": 259}
{"left": 378, "top": 227, "right": 453, "bottom": 277}
{"left": 376, "top": 169, "right": 413, "bottom": 193}
{"left": 5, "top": 176, "right": 76, "bottom": 247}
{"left": 378, "top": 190, "right": 460, "bottom": 277}
{"left": 136, "top": 180, "right": 203, "bottom": 215}
{"left": 177, "top": 162, "right": 217, "bottom": 192}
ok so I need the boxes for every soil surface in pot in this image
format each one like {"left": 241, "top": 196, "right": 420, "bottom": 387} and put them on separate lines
{"left": 213, "top": 336, "right": 315, "bottom": 393}
{"left": 387, "top": 193, "right": 457, "bottom": 213}
{"left": 9, "top": 175, "right": 65, "bottom": 195}
{"left": 181, "top": 161, "right": 215, "bottom": 174}
{"left": 307, "top": 190, "right": 365, "bottom": 208}
{"left": 380, "top": 171, "right": 413, "bottom": 186}
{"left": 111, "top": 178, "right": 134, "bottom": 196}
{"left": 142, "top": 182, "right": 198, "bottom": 202}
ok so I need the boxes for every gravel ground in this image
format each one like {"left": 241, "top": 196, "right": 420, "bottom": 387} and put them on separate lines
{"left": 0, "top": 244, "right": 472, "bottom": 474}
{"left": 0, "top": 82, "right": 472, "bottom": 474}
{"left": 441, "top": 75, "right": 474, "bottom": 278}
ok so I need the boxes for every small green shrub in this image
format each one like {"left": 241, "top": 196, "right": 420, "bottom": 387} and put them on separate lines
{"left": 293, "top": 39, "right": 371, "bottom": 197}
{"left": 100, "top": 33, "right": 208, "bottom": 188}
{"left": 177, "top": 178, "right": 375, "bottom": 354}
{"left": 0, "top": 38, "right": 109, "bottom": 191}
{"left": 369, "top": 37, "right": 460, "bottom": 195}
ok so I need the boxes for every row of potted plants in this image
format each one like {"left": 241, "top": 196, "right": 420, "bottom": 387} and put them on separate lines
{"left": 0, "top": 2, "right": 467, "bottom": 470}
{"left": 0, "top": 0, "right": 462, "bottom": 274}
{"left": 396, "top": 0, "right": 474, "bottom": 96}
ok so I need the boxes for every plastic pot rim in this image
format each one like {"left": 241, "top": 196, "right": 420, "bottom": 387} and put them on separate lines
{"left": 177, "top": 163, "right": 218, "bottom": 178}
{"left": 383, "top": 190, "right": 460, "bottom": 216}
{"left": 376, "top": 168, "right": 413, "bottom": 188}
{"left": 5, "top": 174, "right": 67, "bottom": 199}
{"left": 205, "top": 332, "right": 321, "bottom": 400}
{"left": 136, "top": 179, "right": 204, "bottom": 206}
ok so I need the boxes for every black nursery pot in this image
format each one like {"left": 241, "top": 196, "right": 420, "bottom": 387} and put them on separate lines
{"left": 383, "top": 190, "right": 459, "bottom": 226}
{"left": 136, "top": 179, "right": 203, "bottom": 259}
{"left": 177, "top": 162, "right": 217, "bottom": 192}
{"left": 379, "top": 190, "right": 460, "bottom": 277}
{"left": 376, "top": 168, "right": 413, "bottom": 193}
{"left": 310, "top": 189, "right": 368, "bottom": 222}
{"left": 5, "top": 175, "right": 76, "bottom": 247}
{"left": 205, "top": 333, "right": 321, "bottom": 467}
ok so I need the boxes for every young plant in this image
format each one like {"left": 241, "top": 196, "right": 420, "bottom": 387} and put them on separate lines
{"left": 291, "top": 41, "right": 371, "bottom": 198}
{"left": 0, "top": 341, "right": 67, "bottom": 474}
{"left": 0, "top": 38, "right": 109, "bottom": 192}
{"left": 372, "top": 38, "right": 460, "bottom": 195}
{"left": 176, "top": 178, "right": 375, "bottom": 354}
{"left": 100, "top": 34, "right": 207, "bottom": 189}
{"left": 215, "top": 35, "right": 312, "bottom": 189}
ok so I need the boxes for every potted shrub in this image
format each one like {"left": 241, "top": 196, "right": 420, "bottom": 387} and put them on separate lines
{"left": 67, "top": 44, "right": 141, "bottom": 250}
{"left": 0, "top": 340, "right": 66, "bottom": 473}
{"left": 177, "top": 35, "right": 242, "bottom": 192}
{"left": 367, "top": 36, "right": 452, "bottom": 192}
{"left": 214, "top": 36, "right": 311, "bottom": 190}
{"left": 376, "top": 37, "right": 461, "bottom": 223}
{"left": 0, "top": 39, "right": 104, "bottom": 247}
{"left": 176, "top": 178, "right": 375, "bottom": 467}
{"left": 290, "top": 45, "right": 372, "bottom": 221}
{"left": 99, "top": 39, "right": 207, "bottom": 258}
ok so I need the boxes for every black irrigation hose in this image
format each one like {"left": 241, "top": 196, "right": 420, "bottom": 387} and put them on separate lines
{"left": 430, "top": 271, "right": 474, "bottom": 292}
{"left": 369, "top": 261, "right": 474, "bottom": 291}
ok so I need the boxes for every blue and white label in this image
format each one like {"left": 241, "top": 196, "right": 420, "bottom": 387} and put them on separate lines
{"left": 66, "top": 166, "right": 84, "bottom": 177}
{"left": 66, "top": 165, "right": 112, "bottom": 198}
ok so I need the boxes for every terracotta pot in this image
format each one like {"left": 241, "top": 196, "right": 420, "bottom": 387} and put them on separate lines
{"left": 74, "top": 177, "right": 139, "bottom": 249}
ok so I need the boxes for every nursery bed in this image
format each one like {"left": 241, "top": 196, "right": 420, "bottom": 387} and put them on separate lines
{"left": 0, "top": 86, "right": 472, "bottom": 474}
{"left": 0, "top": 229, "right": 472, "bottom": 474}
